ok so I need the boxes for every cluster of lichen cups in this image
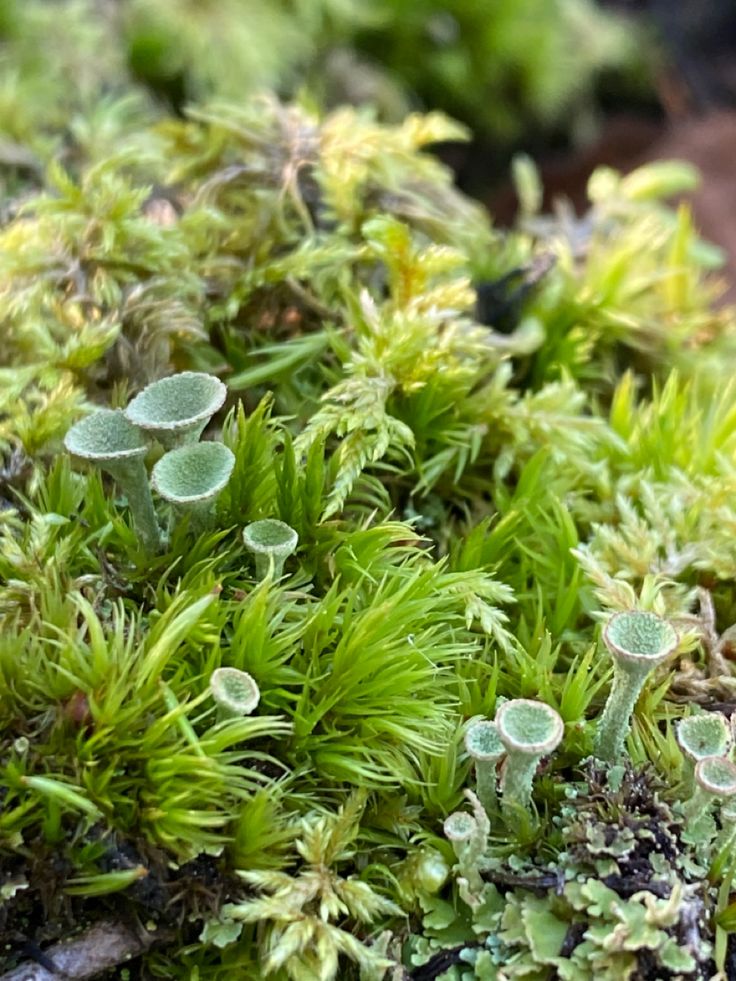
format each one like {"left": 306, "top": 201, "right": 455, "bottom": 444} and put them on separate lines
{"left": 64, "top": 372, "right": 232, "bottom": 549}
{"left": 64, "top": 371, "right": 301, "bottom": 581}
{"left": 446, "top": 697, "right": 565, "bottom": 850}
{"left": 447, "top": 609, "right": 736, "bottom": 854}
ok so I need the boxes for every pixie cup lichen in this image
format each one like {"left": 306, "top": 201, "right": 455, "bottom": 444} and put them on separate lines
{"left": 210, "top": 667, "right": 261, "bottom": 721}
{"left": 442, "top": 791, "right": 490, "bottom": 902}
{"left": 151, "top": 441, "right": 235, "bottom": 534}
{"left": 464, "top": 720, "right": 505, "bottom": 818}
{"left": 443, "top": 810, "right": 477, "bottom": 845}
{"left": 683, "top": 756, "right": 736, "bottom": 824}
{"left": 242, "top": 519, "right": 299, "bottom": 580}
{"left": 125, "top": 371, "right": 227, "bottom": 449}
{"left": 496, "top": 699, "right": 563, "bottom": 815}
{"left": 64, "top": 408, "right": 160, "bottom": 550}
{"left": 677, "top": 713, "right": 731, "bottom": 794}
{"left": 594, "top": 611, "right": 678, "bottom": 763}
{"left": 677, "top": 713, "right": 731, "bottom": 762}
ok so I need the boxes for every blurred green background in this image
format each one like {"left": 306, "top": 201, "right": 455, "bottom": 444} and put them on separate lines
{"left": 0, "top": 0, "right": 655, "bottom": 186}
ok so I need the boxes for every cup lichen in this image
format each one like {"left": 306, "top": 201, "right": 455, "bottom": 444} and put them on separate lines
{"left": 63, "top": 408, "right": 160, "bottom": 550}
{"left": 242, "top": 519, "right": 299, "bottom": 580}
{"left": 151, "top": 440, "right": 235, "bottom": 534}
{"left": 682, "top": 755, "right": 736, "bottom": 823}
{"left": 464, "top": 719, "right": 505, "bottom": 817}
{"left": 125, "top": 371, "right": 227, "bottom": 449}
{"left": 496, "top": 698, "right": 563, "bottom": 815}
{"left": 594, "top": 611, "right": 678, "bottom": 762}
{"left": 210, "top": 667, "right": 261, "bottom": 721}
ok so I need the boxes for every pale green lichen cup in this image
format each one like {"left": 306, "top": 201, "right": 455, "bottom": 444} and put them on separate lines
{"left": 496, "top": 698, "right": 563, "bottom": 816}
{"left": 151, "top": 441, "right": 235, "bottom": 534}
{"left": 64, "top": 408, "right": 160, "bottom": 551}
{"left": 125, "top": 371, "right": 227, "bottom": 449}
{"left": 594, "top": 611, "right": 678, "bottom": 763}
{"left": 210, "top": 667, "right": 260, "bottom": 722}
{"left": 677, "top": 713, "right": 731, "bottom": 762}
{"left": 676, "top": 713, "right": 731, "bottom": 796}
{"left": 464, "top": 720, "right": 505, "bottom": 818}
{"left": 683, "top": 756, "right": 736, "bottom": 824}
{"left": 242, "top": 519, "right": 299, "bottom": 580}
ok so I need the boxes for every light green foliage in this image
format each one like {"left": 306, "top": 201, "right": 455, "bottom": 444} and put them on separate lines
{"left": 2, "top": 51, "right": 736, "bottom": 981}
{"left": 219, "top": 795, "right": 402, "bottom": 980}
{"left": 0, "top": 0, "right": 644, "bottom": 182}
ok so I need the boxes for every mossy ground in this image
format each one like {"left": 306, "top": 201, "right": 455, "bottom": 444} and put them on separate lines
{"left": 3, "top": 5, "right": 736, "bottom": 980}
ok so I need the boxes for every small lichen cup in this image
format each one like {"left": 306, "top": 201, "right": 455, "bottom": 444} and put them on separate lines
{"left": 242, "top": 519, "right": 299, "bottom": 580}
{"left": 151, "top": 441, "right": 235, "bottom": 534}
{"left": 683, "top": 756, "right": 736, "bottom": 824}
{"left": 125, "top": 371, "right": 227, "bottom": 449}
{"left": 64, "top": 408, "right": 160, "bottom": 550}
{"left": 464, "top": 719, "right": 505, "bottom": 818}
{"left": 677, "top": 713, "right": 731, "bottom": 794}
{"left": 677, "top": 713, "right": 731, "bottom": 762}
{"left": 442, "top": 790, "right": 489, "bottom": 902}
{"left": 496, "top": 699, "right": 563, "bottom": 816}
{"left": 210, "top": 667, "right": 260, "bottom": 722}
{"left": 594, "top": 611, "right": 678, "bottom": 762}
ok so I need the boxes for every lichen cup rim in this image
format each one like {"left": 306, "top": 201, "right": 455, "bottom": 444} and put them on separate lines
{"left": 64, "top": 408, "right": 148, "bottom": 463}
{"left": 464, "top": 720, "right": 505, "bottom": 762}
{"left": 603, "top": 610, "right": 678, "bottom": 668}
{"left": 242, "top": 518, "right": 299, "bottom": 554}
{"left": 124, "top": 371, "right": 227, "bottom": 434}
{"left": 496, "top": 698, "right": 564, "bottom": 756}
{"left": 677, "top": 713, "right": 731, "bottom": 762}
{"left": 210, "top": 667, "right": 261, "bottom": 716}
{"left": 150, "top": 441, "right": 235, "bottom": 505}
{"left": 443, "top": 811, "right": 477, "bottom": 842}
{"left": 695, "top": 756, "right": 736, "bottom": 796}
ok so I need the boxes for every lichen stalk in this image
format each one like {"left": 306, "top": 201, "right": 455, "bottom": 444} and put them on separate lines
{"left": 594, "top": 659, "right": 650, "bottom": 763}
{"left": 500, "top": 751, "right": 541, "bottom": 813}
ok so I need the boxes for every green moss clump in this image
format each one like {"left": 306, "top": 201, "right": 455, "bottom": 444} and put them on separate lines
{"left": 1, "top": 32, "right": 736, "bottom": 981}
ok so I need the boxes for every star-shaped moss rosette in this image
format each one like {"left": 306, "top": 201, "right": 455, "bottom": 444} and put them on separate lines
{"left": 151, "top": 441, "right": 235, "bottom": 534}
{"left": 496, "top": 699, "right": 564, "bottom": 817}
{"left": 125, "top": 371, "right": 227, "bottom": 450}
{"left": 594, "top": 611, "right": 678, "bottom": 762}
{"left": 242, "top": 519, "right": 299, "bottom": 580}
{"left": 64, "top": 408, "right": 160, "bottom": 550}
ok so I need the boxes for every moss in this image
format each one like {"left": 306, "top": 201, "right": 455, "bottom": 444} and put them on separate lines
{"left": 1, "top": 15, "right": 736, "bottom": 980}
